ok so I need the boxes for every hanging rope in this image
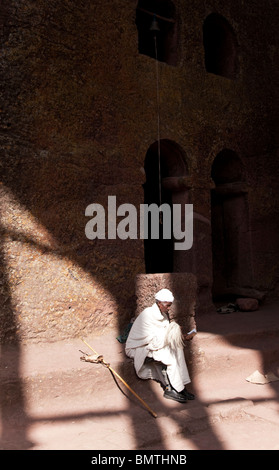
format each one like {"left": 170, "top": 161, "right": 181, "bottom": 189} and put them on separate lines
{"left": 151, "top": 16, "right": 163, "bottom": 223}
{"left": 154, "top": 34, "right": 162, "bottom": 211}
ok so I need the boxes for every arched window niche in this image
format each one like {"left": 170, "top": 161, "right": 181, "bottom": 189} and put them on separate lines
{"left": 203, "top": 13, "right": 238, "bottom": 79}
{"left": 136, "top": 0, "right": 178, "bottom": 66}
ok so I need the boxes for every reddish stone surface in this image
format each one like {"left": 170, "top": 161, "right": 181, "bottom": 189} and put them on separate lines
{"left": 1, "top": 302, "right": 279, "bottom": 450}
{"left": 0, "top": 0, "right": 278, "bottom": 343}
{"left": 236, "top": 298, "right": 259, "bottom": 312}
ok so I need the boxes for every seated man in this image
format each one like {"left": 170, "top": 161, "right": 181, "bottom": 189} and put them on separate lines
{"left": 125, "top": 288, "right": 195, "bottom": 403}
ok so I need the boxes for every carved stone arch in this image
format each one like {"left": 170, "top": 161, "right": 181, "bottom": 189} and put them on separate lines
{"left": 143, "top": 139, "right": 190, "bottom": 273}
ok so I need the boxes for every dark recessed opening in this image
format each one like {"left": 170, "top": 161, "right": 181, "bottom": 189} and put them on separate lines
{"left": 143, "top": 140, "right": 188, "bottom": 273}
{"left": 211, "top": 148, "right": 244, "bottom": 184}
{"left": 211, "top": 150, "right": 253, "bottom": 300}
{"left": 136, "top": 0, "right": 178, "bottom": 66}
{"left": 203, "top": 13, "right": 238, "bottom": 79}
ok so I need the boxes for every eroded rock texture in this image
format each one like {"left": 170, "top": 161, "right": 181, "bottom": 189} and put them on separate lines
{"left": 0, "top": 1, "right": 278, "bottom": 342}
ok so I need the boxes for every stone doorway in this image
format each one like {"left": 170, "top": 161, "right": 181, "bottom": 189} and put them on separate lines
{"left": 211, "top": 149, "right": 253, "bottom": 300}
{"left": 143, "top": 139, "right": 190, "bottom": 274}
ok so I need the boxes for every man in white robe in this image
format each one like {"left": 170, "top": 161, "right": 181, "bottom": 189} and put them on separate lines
{"left": 125, "top": 288, "right": 195, "bottom": 403}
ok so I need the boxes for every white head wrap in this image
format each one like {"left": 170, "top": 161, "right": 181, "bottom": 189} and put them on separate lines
{"left": 155, "top": 288, "right": 174, "bottom": 303}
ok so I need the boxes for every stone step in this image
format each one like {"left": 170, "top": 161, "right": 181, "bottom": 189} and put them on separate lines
{"left": 189, "top": 303, "right": 279, "bottom": 376}
{"left": 188, "top": 328, "right": 279, "bottom": 376}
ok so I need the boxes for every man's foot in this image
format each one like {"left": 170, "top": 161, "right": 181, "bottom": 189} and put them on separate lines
{"left": 181, "top": 387, "right": 195, "bottom": 400}
{"left": 163, "top": 386, "right": 187, "bottom": 403}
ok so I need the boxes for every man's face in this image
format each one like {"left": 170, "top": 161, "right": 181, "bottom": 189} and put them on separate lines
{"left": 157, "top": 301, "right": 172, "bottom": 315}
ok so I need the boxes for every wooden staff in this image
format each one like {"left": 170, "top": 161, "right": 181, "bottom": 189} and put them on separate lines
{"left": 81, "top": 339, "right": 157, "bottom": 419}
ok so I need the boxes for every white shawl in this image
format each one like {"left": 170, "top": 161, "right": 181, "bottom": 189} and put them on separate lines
{"left": 125, "top": 303, "right": 170, "bottom": 381}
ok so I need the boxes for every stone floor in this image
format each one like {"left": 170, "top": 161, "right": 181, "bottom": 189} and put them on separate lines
{"left": 1, "top": 300, "right": 279, "bottom": 452}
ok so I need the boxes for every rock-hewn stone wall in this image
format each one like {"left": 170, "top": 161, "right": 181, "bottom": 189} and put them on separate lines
{"left": 0, "top": 0, "right": 278, "bottom": 342}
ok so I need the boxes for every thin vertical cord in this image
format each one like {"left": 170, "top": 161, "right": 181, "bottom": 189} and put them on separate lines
{"left": 154, "top": 33, "right": 162, "bottom": 223}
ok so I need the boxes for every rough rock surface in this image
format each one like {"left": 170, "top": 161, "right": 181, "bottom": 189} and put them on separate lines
{"left": 0, "top": 0, "right": 278, "bottom": 343}
{"left": 236, "top": 298, "right": 259, "bottom": 312}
